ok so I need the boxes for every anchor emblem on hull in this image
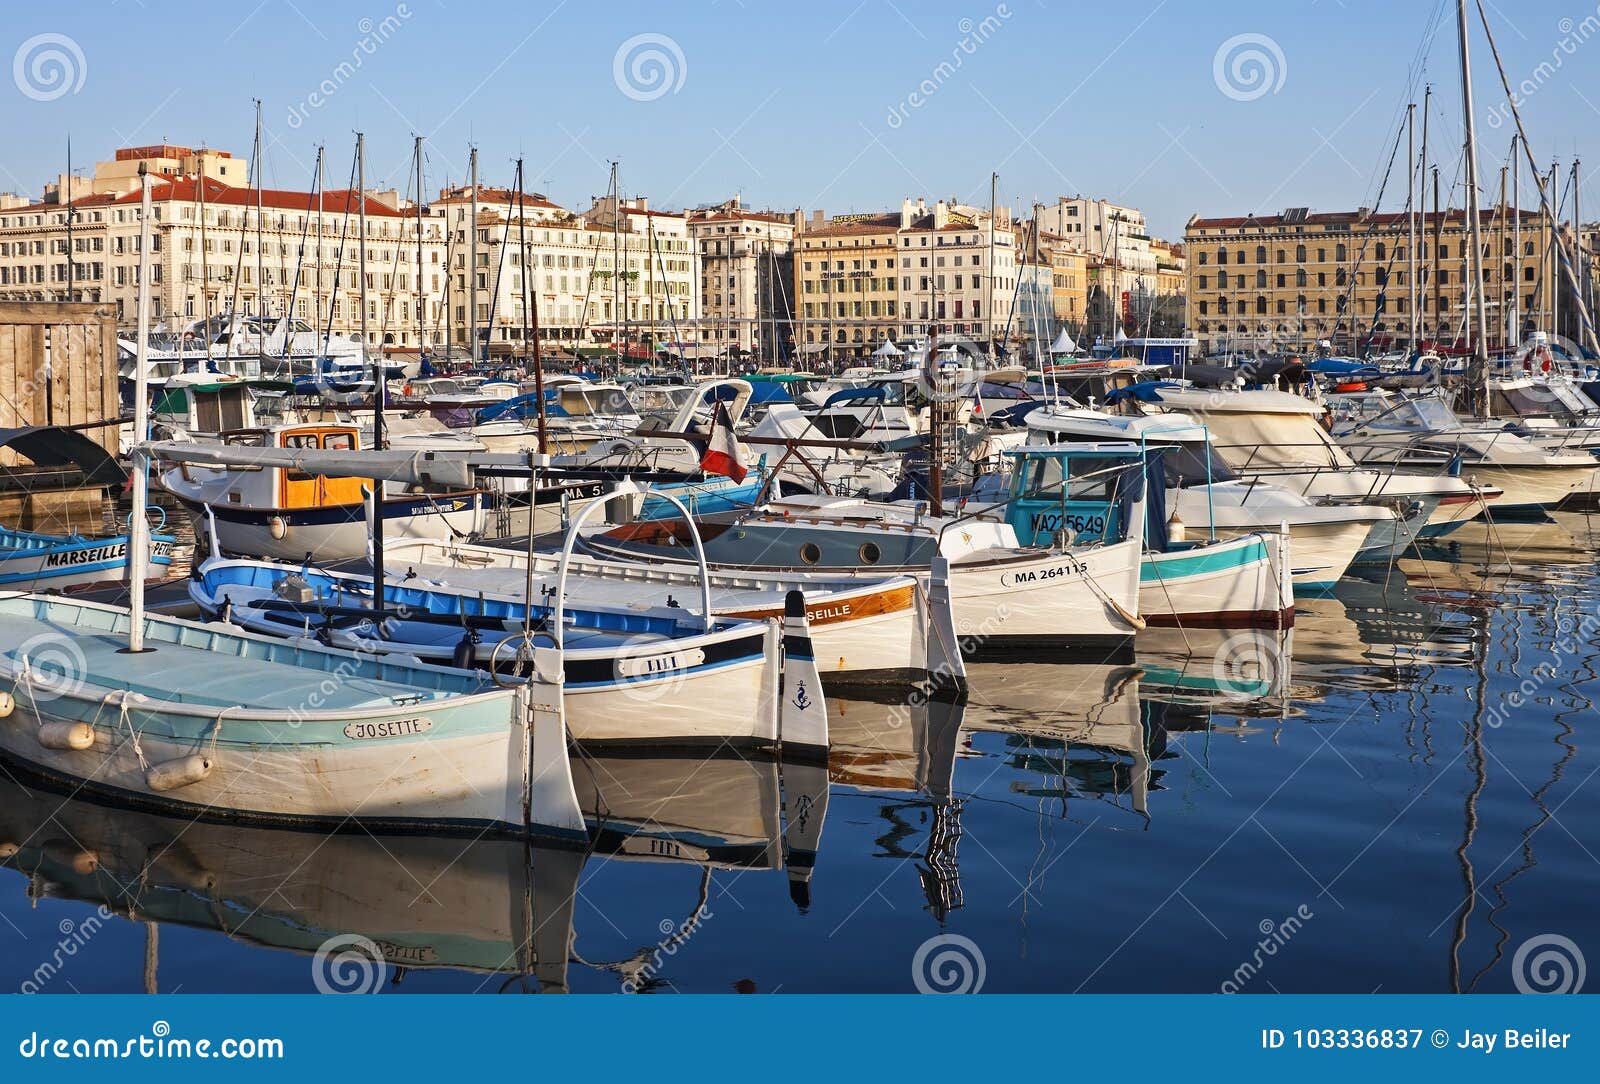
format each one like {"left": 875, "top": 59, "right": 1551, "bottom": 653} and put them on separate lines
{"left": 791, "top": 681, "right": 813, "bottom": 711}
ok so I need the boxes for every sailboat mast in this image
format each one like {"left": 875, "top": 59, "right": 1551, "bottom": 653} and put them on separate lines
{"left": 1407, "top": 103, "right": 1418, "bottom": 353}
{"left": 253, "top": 99, "right": 265, "bottom": 375}
{"left": 1512, "top": 134, "right": 1521, "bottom": 346}
{"left": 988, "top": 172, "right": 997, "bottom": 360}
{"left": 200, "top": 148, "right": 212, "bottom": 370}
{"left": 611, "top": 162, "right": 621, "bottom": 372}
{"left": 126, "top": 164, "right": 153, "bottom": 653}
{"left": 357, "top": 132, "right": 384, "bottom": 613}
{"left": 65, "top": 135, "right": 75, "bottom": 303}
{"left": 517, "top": 158, "right": 548, "bottom": 453}
{"left": 314, "top": 146, "right": 324, "bottom": 359}
{"left": 1573, "top": 158, "right": 1585, "bottom": 349}
{"left": 469, "top": 147, "right": 479, "bottom": 363}
{"left": 1456, "top": 0, "right": 1492, "bottom": 415}
{"left": 414, "top": 135, "right": 425, "bottom": 366}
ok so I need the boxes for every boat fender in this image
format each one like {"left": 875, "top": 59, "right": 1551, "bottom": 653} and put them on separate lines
{"left": 0, "top": 842, "right": 17, "bottom": 862}
{"left": 0, "top": 691, "right": 12, "bottom": 718}
{"left": 269, "top": 516, "right": 288, "bottom": 540}
{"left": 146, "top": 754, "right": 213, "bottom": 793}
{"left": 42, "top": 840, "right": 99, "bottom": 875}
{"left": 37, "top": 721, "right": 96, "bottom": 751}
{"left": 1168, "top": 513, "right": 1186, "bottom": 544}
{"left": 451, "top": 629, "right": 479, "bottom": 670}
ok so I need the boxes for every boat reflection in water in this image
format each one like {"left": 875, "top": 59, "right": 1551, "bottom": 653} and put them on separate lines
{"left": 0, "top": 744, "right": 826, "bottom": 993}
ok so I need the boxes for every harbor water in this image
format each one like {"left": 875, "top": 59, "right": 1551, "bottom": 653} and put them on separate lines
{"left": 2, "top": 516, "right": 1597, "bottom": 994}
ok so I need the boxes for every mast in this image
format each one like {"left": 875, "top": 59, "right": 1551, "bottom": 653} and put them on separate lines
{"left": 1497, "top": 162, "right": 1508, "bottom": 354}
{"left": 468, "top": 147, "right": 479, "bottom": 363}
{"left": 64, "top": 135, "right": 75, "bottom": 303}
{"left": 1407, "top": 103, "right": 1418, "bottom": 353}
{"left": 1512, "top": 134, "right": 1521, "bottom": 345}
{"left": 516, "top": 158, "right": 548, "bottom": 453}
{"left": 610, "top": 162, "right": 621, "bottom": 371}
{"left": 1456, "top": 0, "right": 1491, "bottom": 415}
{"left": 357, "top": 132, "right": 384, "bottom": 614}
{"left": 125, "top": 164, "right": 154, "bottom": 654}
{"left": 414, "top": 135, "right": 425, "bottom": 366}
{"left": 1550, "top": 161, "right": 1560, "bottom": 340}
{"left": 1573, "top": 158, "right": 1585, "bottom": 348}
{"left": 1421, "top": 85, "right": 1434, "bottom": 342}
{"left": 253, "top": 99, "right": 265, "bottom": 374}
{"left": 1432, "top": 167, "right": 1443, "bottom": 344}
{"left": 313, "top": 145, "right": 324, "bottom": 359}
{"left": 987, "top": 173, "right": 997, "bottom": 359}
{"left": 200, "top": 146, "right": 212, "bottom": 371}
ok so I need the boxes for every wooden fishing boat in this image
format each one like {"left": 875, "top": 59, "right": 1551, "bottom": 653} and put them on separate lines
{"left": 0, "top": 591, "right": 584, "bottom": 838}
{"left": 154, "top": 421, "right": 485, "bottom": 561}
{"left": 0, "top": 523, "right": 175, "bottom": 591}
{"left": 186, "top": 559, "right": 827, "bottom": 754}
{"left": 580, "top": 443, "right": 1153, "bottom": 659}
{"left": 375, "top": 537, "right": 930, "bottom": 683}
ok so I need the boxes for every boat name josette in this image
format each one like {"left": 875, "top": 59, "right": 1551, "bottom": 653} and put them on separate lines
{"left": 342, "top": 717, "right": 433, "bottom": 740}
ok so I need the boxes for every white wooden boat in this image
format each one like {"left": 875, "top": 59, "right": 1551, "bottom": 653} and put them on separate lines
{"left": 580, "top": 444, "right": 1150, "bottom": 658}
{"left": 186, "top": 558, "right": 825, "bottom": 754}
{"left": 0, "top": 525, "right": 176, "bottom": 592}
{"left": 155, "top": 421, "right": 485, "bottom": 561}
{"left": 376, "top": 538, "right": 930, "bottom": 683}
{"left": 0, "top": 592, "right": 583, "bottom": 838}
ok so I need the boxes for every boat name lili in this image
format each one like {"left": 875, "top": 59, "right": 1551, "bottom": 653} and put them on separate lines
{"left": 342, "top": 717, "right": 434, "bottom": 741}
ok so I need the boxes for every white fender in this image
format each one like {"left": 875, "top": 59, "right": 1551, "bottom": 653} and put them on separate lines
{"left": 0, "top": 690, "right": 14, "bottom": 718}
{"left": 778, "top": 590, "right": 828, "bottom": 755}
{"left": 146, "top": 754, "right": 213, "bottom": 792}
{"left": 38, "top": 720, "right": 96, "bottom": 751}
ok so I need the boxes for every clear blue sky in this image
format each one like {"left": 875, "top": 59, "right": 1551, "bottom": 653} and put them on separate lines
{"left": 4, "top": 0, "right": 1596, "bottom": 238}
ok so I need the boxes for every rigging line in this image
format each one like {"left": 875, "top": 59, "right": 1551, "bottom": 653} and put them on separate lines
{"left": 276, "top": 147, "right": 323, "bottom": 362}
{"left": 318, "top": 143, "right": 360, "bottom": 358}
{"left": 482, "top": 164, "right": 519, "bottom": 355}
{"left": 1325, "top": 113, "right": 1409, "bottom": 348}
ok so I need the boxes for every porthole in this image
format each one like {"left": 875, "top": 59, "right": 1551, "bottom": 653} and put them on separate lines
{"left": 858, "top": 541, "right": 881, "bottom": 565}
{"left": 799, "top": 542, "right": 822, "bottom": 566}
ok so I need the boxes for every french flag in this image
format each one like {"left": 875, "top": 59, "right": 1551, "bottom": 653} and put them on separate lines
{"left": 700, "top": 401, "right": 747, "bottom": 483}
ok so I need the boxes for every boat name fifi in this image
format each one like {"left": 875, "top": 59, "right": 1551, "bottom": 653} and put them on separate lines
{"left": 342, "top": 717, "right": 433, "bottom": 741}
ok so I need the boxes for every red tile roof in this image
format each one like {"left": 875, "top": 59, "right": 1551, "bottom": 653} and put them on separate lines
{"left": 108, "top": 177, "right": 407, "bottom": 217}
{"left": 1188, "top": 207, "right": 1544, "bottom": 230}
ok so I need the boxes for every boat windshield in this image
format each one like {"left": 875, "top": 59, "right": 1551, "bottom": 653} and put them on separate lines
{"left": 1403, "top": 396, "right": 1461, "bottom": 431}
{"left": 1161, "top": 442, "right": 1238, "bottom": 487}
{"left": 1494, "top": 384, "right": 1576, "bottom": 420}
